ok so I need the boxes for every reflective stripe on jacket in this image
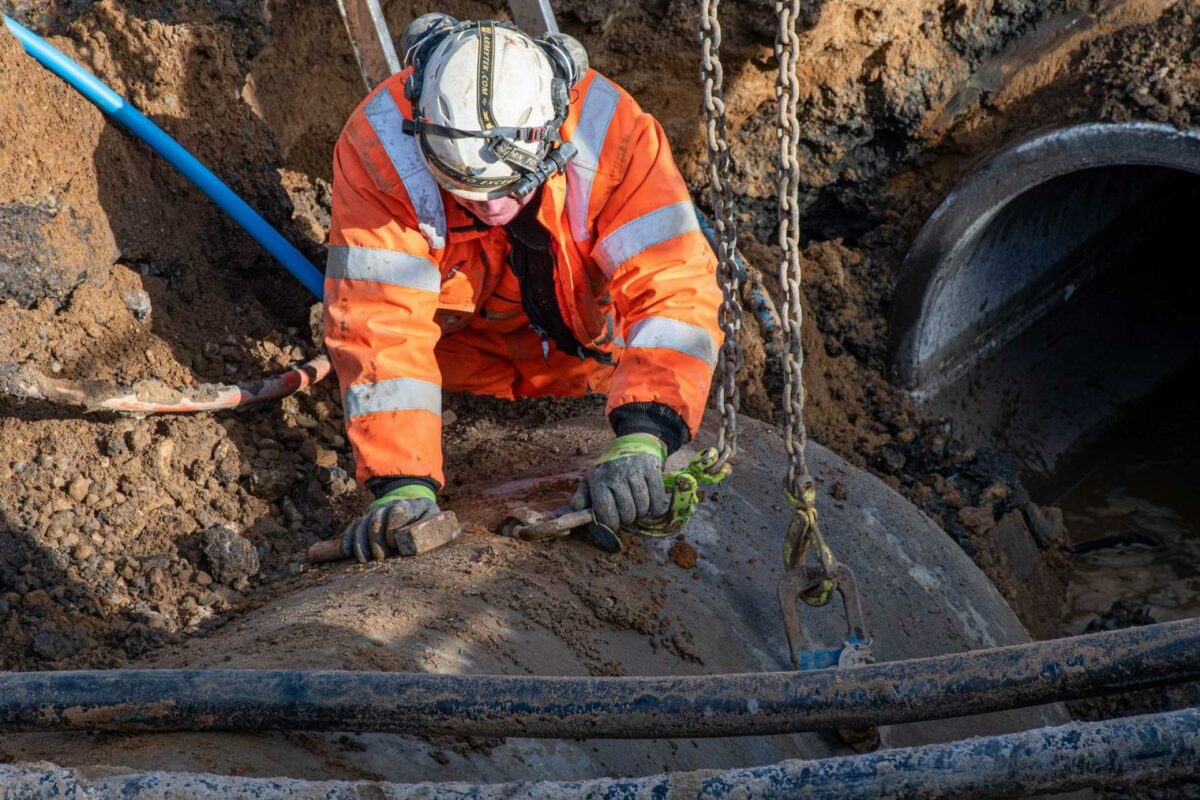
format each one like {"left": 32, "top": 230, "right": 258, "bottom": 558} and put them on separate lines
{"left": 325, "top": 68, "right": 722, "bottom": 488}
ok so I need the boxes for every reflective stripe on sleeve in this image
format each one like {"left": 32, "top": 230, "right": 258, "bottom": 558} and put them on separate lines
{"left": 364, "top": 89, "right": 447, "bottom": 250}
{"left": 627, "top": 317, "right": 717, "bottom": 366}
{"left": 592, "top": 201, "right": 700, "bottom": 277}
{"left": 326, "top": 246, "right": 441, "bottom": 292}
{"left": 565, "top": 75, "right": 620, "bottom": 243}
{"left": 344, "top": 377, "right": 442, "bottom": 419}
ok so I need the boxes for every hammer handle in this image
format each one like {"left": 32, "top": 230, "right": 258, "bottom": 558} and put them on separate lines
{"left": 518, "top": 509, "right": 596, "bottom": 540}
{"left": 307, "top": 538, "right": 352, "bottom": 564}
{"left": 307, "top": 529, "right": 403, "bottom": 564}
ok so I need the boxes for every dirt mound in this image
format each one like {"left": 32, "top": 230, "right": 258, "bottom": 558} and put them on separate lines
{"left": 1079, "top": 1, "right": 1200, "bottom": 126}
{"left": 0, "top": 2, "right": 337, "bottom": 670}
{"left": 0, "top": 416, "right": 1068, "bottom": 784}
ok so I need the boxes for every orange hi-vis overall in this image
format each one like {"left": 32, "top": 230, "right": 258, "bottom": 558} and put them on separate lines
{"left": 325, "top": 68, "right": 722, "bottom": 489}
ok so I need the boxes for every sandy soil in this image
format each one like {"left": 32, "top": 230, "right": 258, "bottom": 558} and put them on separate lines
{"left": 1, "top": 0, "right": 1196, "bottom": 677}
{"left": 0, "top": 414, "right": 1069, "bottom": 785}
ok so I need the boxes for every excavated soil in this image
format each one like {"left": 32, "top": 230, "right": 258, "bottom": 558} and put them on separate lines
{"left": 1, "top": 0, "right": 1197, "bottom": 720}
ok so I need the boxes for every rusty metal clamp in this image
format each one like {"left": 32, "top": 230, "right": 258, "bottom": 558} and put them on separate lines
{"left": 777, "top": 562, "right": 871, "bottom": 672}
{"left": 778, "top": 562, "right": 880, "bottom": 752}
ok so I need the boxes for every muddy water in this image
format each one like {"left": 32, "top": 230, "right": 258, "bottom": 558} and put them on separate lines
{"left": 1055, "top": 363, "right": 1200, "bottom": 635}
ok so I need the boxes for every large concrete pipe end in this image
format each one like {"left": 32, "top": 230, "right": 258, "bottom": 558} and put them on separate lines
{"left": 891, "top": 122, "right": 1200, "bottom": 488}
{"left": 0, "top": 412, "right": 1063, "bottom": 784}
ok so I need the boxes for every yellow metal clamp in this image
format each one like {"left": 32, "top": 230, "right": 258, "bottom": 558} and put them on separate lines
{"left": 632, "top": 448, "right": 732, "bottom": 538}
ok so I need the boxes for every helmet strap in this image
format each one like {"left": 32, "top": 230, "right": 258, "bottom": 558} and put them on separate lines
{"left": 402, "top": 118, "right": 549, "bottom": 143}
{"left": 488, "top": 139, "right": 543, "bottom": 174}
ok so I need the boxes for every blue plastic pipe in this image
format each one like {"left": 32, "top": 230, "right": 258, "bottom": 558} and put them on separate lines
{"left": 2, "top": 14, "right": 325, "bottom": 299}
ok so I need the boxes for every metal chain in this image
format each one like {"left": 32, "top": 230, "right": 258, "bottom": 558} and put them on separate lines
{"left": 775, "top": 0, "right": 832, "bottom": 588}
{"left": 700, "top": 0, "right": 743, "bottom": 472}
{"left": 775, "top": 0, "right": 808, "bottom": 501}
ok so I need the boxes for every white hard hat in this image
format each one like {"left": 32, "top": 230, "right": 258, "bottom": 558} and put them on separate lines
{"left": 409, "top": 22, "right": 559, "bottom": 201}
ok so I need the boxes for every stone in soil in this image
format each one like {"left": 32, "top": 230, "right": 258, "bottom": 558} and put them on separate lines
{"left": 668, "top": 537, "right": 698, "bottom": 569}
{"left": 201, "top": 526, "right": 261, "bottom": 585}
{"left": 32, "top": 624, "right": 86, "bottom": 661}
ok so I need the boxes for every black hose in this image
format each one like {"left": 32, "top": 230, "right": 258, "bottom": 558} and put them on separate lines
{"left": 3, "top": 708, "right": 1198, "bottom": 798}
{"left": 1, "top": 619, "right": 1197, "bottom": 738}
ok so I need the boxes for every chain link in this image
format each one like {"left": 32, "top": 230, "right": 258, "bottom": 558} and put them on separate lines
{"left": 775, "top": 0, "right": 808, "bottom": 501}
{"left": 697, "top": 0, "right": 828, "bottom": 581}
{"left": 775, "top": 0, "right": 831, "bottom": 586}
{"left": 700, "top": 0, "right": 743, "bottom": 473}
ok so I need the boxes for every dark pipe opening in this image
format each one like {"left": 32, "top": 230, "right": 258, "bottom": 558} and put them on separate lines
{"left": 892, "top": 123, "right": 1200, "bottom": 492}
{"left": 1056, "top": 355, "right": 1200, "bottom": 630}
{"left": 892, "top": 122, "right": 1200, "bottom": 631}
{"left": 926, "top": 164, "right": 1200, "bottom": 489}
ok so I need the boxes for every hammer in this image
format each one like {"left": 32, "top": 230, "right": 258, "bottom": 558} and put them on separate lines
{"left": 307, "top": 510, "right": 461, "bottom": 564}
{"left": 498, "top": 506, "right": 622, "bottom": 553}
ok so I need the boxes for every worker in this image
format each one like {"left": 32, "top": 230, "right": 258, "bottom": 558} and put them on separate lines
{"left": 325, "top": 15, "right": 722, "bottom": 561}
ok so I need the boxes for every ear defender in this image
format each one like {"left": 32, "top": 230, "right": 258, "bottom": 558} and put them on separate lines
{"left": 401, "top": 18, "right": 587, "bottom": 104}
{"left": 536, "top": 33, "right": 589, "bottom": 89}
{"left": 400, "top": 13, "right": 460, "bottom": 102}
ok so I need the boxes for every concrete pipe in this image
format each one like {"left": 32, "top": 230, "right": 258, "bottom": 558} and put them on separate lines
{"left": 0, "top": 412, "right": 1070, "bottom": 785}
{"left": 891, "top": 122, "right": 1200, "bottom": 488}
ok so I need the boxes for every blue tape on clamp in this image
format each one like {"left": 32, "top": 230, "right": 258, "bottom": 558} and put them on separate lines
{"left": 798, "top": 635, "right": 869, "bottom": 671}
{"left": 798, "top": 648, "right": 843, "bottom": 671}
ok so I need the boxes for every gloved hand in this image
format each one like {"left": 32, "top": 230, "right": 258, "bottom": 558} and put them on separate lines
{"left": 341, "top": 485, "right": 440, "bottom": 562}
{"left": 570, "top": 434, "right": 670, "bottom": 533}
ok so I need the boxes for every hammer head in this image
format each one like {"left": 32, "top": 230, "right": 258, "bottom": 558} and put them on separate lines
{"left": 498, "top": 507, "right": 555, "bottom": 538}
{"left": 389, "top": 510, "right": 461, "bottom": 556}
{"left": 307, "top": 510, "right": 461, "bottom": 564}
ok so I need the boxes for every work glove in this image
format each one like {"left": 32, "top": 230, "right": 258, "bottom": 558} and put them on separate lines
{"left": 341, "top": 485, "right": 440, "bottom": 563}
{"left": 570, "top": 434, "right": 670, "bottom": 533}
